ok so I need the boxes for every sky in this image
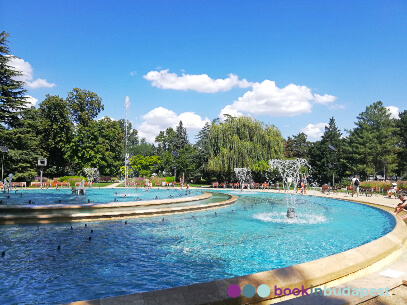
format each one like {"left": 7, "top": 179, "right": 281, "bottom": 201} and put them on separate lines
{"left": 2, "top": 0, "right": 406, "bottom": 143}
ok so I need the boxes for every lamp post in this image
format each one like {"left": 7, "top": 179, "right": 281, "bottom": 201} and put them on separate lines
{"left": 38, "top": 158, "right": 47, "bottom": 189}
{"left": 172, "top": 151, "right": 178, "bottom": 183}
{"left": 328, "top": 145, "right": 337, "bottom": 187}
{"left": 0, "top": 146, "right": 8, "bottom": 183}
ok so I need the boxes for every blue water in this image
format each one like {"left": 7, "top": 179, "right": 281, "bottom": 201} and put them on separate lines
{"left": 0, "top": 191, "right": 395, "bottom": 304}
{"left": 0, "top": 188, "right": 203, "bottom": 205}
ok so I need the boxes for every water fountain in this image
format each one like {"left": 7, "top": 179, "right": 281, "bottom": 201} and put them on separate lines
{"left": 83, "top": 168, "right": 99, "bottom": 186}
{"left": 72, "top": 179, "right": 86, "bottom": 195}
{"left": 124, "top": 96, "right": 130, "bottom": 196}
{"left": 234, "top": 168, "right": 252, "bottom": 190}
{"left": 268, "top": 158, "right": 311, "bottom": 218}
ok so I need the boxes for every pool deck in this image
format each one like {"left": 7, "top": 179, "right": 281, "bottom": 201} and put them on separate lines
{"left": 66, "top": 188, "right": 407, "bottom": 305}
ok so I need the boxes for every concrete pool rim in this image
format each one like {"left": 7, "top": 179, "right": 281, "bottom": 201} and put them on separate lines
{"left": 0, "top": 192, "right": 240, "bottom": 224}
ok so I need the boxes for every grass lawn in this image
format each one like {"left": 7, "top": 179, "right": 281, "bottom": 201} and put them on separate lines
{"left": 90, "top": 183, "right": 115, "bottom": 187}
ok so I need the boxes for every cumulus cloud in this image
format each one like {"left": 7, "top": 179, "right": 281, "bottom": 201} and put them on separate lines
{"left": 221, "top": 80, "right": 314, "bottom": 117}
{"left": 137, "top": 107, "right": 210, "bottom": 142}
{"left": 8, "top": 56, "right": 56, "bottom": 89}
{"left": 24, "top": 95, "right": 38, "bottom": 108}
{"left": 218, "top": 105, "right": 245, "bottom": 122}
{"left": 314, "top": 94, "right": 337, "bottom": 104}
{"left": 143, "top": 69, "right": 253, "bottom": 93}
{"left": 386, "top": 106, "right": 400, "bottom": 119}
{"left": 301, "top": 123, "right": 329, "bottom": 140}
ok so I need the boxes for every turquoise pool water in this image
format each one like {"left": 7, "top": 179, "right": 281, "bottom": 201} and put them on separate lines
{"left": 0, "top": 191, "right": 395, "bottom": 304}
{"left": 0, "top": 188, "right": 203, "bottom": 205}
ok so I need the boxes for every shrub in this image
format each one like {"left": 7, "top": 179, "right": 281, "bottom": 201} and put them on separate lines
{"left": 359, "top": 180, "right": 407, "bottom": 188}
{"left": 165, "top": 176, "right": 174, "bottom": 183}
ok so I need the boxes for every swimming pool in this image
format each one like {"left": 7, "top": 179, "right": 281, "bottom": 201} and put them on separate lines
{"left": 0, "top": 188, "right": 203, "bottom": 205}
{"left": 0, "top": 191, "right": 395, "bottom": 304}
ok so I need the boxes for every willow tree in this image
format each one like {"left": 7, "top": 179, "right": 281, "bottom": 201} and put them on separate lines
{"left": 207, "top": 116, "right": 284, "bottom": 179}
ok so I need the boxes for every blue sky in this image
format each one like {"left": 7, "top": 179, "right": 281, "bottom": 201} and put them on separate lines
{"left": 3, "top": 0, "right": 406, "bottom": 142}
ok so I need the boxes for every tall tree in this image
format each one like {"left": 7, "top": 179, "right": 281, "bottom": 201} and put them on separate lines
{"left": 65, "top": 118, "right": 123, "bottom": 176}
{"left": 208, "top": 116, "right": 284, "bottom": 179}
{"left": 37, "top": 95, "right": 73, "bottom": 176}
{"left": 194, "top": 122, "right": 211, "bottom": 180}
{"left": 284, "top": 132, "right": 310, "bottom": 159}
{"left": 309, "top": 117, "right": 347, "bottom": 185}
{"left": 173, "top": 121, "right": 188, "bottom": 152}
{"left": 0, "top": 31, "right": 28, "bottom": 128}
{"left": 346, "top": 101, "right": 398, "bottom": 179}
{"left": 66, "top": 88, "right": 104, "bottom": 127}
{"left": 396, "top": 110, "right": 407, "bottom": 178}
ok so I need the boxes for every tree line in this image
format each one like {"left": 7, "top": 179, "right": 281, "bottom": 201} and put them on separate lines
{"left": 1, "top": 31, "right": 406, "bottom": 184}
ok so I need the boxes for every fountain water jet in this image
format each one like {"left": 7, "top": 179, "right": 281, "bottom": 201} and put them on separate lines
{"left": 234, "top": 168, "right": 252, "bottom": 190}
{"left": 269, "top": 158, "right": 311, "bottom": 218}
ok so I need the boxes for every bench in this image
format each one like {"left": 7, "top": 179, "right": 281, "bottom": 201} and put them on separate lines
{"left": 359, "top": 186, "right": 373, "bottom": 197}
{"left": 321, "top": 185, "right": 330, "bottom": 195}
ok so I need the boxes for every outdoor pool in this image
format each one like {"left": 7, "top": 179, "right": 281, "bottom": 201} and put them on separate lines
{"left": 0, "top": 188, "right": 203, "bottom": 205}
{"left": 0, "top": 191, "right": 395, "bottom": 304}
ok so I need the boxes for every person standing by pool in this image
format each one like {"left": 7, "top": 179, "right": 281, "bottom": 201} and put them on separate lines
{"left": 351, "top": 175, "right": 359, "bottom": 197}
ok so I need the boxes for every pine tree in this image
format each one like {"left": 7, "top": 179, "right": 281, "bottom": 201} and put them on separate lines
{"left": 0, "top": 31, "right": 28, "bottom": 128}
{"left": 347, "top": 101, "right": 398, "bottom": 179}
{"left": 173, "top": 121, "right": 188, "bottom": 151}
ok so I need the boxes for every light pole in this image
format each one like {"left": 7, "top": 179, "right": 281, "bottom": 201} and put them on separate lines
{"left": 172, "top": 151, "right": 178, "bottom": 183}
{"left": 0, "top": 146, "right": 8, "bottom": 183}
{"left": 328, "top": 145, "right": 337, "bottom": 187}
{"left": 38, "top": 158, "right": 47, "bottom": 189}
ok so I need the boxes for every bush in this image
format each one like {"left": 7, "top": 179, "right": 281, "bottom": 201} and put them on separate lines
{"left": 165, "top": 176, "right": 174, "bottom": 183}
{"left": 359, "top": 180, "right": 407, "bottom": 188}
{"left": 56, "top": 176, "right": 87, "bottom": 187}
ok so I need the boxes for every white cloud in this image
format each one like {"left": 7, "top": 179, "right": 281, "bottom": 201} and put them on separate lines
{"left": 386, "top": 106, "right": 400, "bottom": 119}
{"left": 143, "top": 69, "right": 253, "bottom": 93}
{"left": 329, "top": 104, "right": 345, "bottom": 110}
{"left": 222, "top": 80, "right": 314, "bottom": 117}
{"left": 24, "top": 95, "right": 38, "bottom": 108}
{"left": 137, "top": 107, "right": 210, "bottom": 142}
{"left": 218, "top": 105, "right": 244, "bottom": 122}
{"left": 301, "top": 123, "right": 329, "bottom": 140}
{"left": 129, "top": 71, "right": 137, "bottom": 76}
{"left": 314, "top": 94, "right": 337, "bottom": 104}
{"left": 8, "top": 56, "right": 56, "bottom": 89}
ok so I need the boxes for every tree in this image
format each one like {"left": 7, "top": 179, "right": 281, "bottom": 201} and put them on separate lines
{"left": 155, "top": 127, "right": 176, "bottom": 156}
{"left": 173, "top": 121, "right": 188, "bottom": 151}
{"left": 1, "top": 107, "right": 43, "bottom": 181}
{"left": 37, "top": 95, "right": 73, "bottom": 176}
{"left": 0, "top": 31, "right": 28, "bottom": 128}
{"left": 194, "top": 122, "right": 211, "bottom": 181}
{"left": 66, "top": 88, "right": 104, "bottom": 127}
{"left": 397, "top": 110, "right": 407, "bottom": 178}
{"left": 309, "top": 117, "right": 347, "bottom": 185}
{"left": 65, "top": 118, "right": 123, "bottom": 176}
{"left": 284, "top": 132, "right": 310, "bottom": 159}
{"left": 129, "top": 154, "right": 160, "bottom": 177}
{"left": 346, "top": 101, "right": 398, "bottom": 179}
{"left": 207, "top": 116, "right": 284, "bottom": 179}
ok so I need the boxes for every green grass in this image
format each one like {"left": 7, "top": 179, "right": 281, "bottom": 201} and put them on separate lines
{"left": 90, "top": 183, "right": 115, "bottom": 187}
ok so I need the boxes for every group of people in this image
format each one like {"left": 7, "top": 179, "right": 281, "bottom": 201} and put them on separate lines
{"left": 351, "top": 175, "right": 407, "bottom": 219}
